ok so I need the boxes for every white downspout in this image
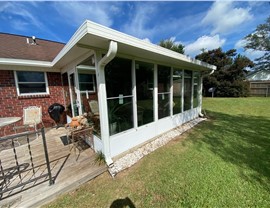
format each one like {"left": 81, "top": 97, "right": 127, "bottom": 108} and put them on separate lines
{"left": 97, "top": 40, "right": 118, "bottom": 166}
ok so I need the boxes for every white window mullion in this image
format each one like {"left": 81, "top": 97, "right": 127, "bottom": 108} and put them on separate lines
{"left": 170, "top": 67, "right": 173, "bottom": 116}
{"left": 181, "top": 69, "right": 184, "bottom": 113}
{"left": 191, "top": 71, "right": 194, "bottom": 109}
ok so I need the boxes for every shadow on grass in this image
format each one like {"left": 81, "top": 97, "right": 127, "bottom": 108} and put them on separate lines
{"left": 110, "top": 197, "right": 136, "bottom": 208}
{"left": 190, "top": 110, "right": 270, "bottom": 191}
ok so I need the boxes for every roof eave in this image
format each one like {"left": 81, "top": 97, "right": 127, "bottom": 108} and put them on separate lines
{"left": 0, "top": 58, "right": 52, "bottom": 68}
{"left": 53, "top": 20, "right": 216, "bottom": 71}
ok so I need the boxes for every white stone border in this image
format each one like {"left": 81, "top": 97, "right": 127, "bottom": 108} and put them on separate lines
{"left": 108, "top": 118, "right": 206, "bottom": 176}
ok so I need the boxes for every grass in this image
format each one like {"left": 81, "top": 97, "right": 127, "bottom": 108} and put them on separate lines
{"left": 45, "top": 97, "right": 270, "bottom": 208}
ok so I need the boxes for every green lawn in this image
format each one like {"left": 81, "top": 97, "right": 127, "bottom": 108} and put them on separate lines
{"left": 45, "top": 97, "right": 270, "bottom": 208}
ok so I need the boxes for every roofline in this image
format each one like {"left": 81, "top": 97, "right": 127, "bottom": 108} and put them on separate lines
{"left": 0, "top": 58, "right": 52, "bottom": 68}
{"left": 0, "top": 20, "right": 216, "bottom": 71}
{"left": 0, "top": 32, "right": 65, "bottom": 45}
{"left": 52, "top": 20, "right": 216, "bottom": 71}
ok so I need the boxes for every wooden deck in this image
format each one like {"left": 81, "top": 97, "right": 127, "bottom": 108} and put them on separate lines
{"left": 0, "top": 127, "right": 107, "bottom": 207}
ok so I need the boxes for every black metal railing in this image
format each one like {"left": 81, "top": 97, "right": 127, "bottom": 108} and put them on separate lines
{"left": 0, "top": 128, "right": 54, "bottom": 199}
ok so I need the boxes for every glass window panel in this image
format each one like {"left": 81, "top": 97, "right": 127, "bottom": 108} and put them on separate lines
{"left": 105, "top": 57, "right": 133, "bottom": 135}
{"left": 173, "top": 69, "right": 182, "bottom": 115}
{"left": 78, "top": 70, "right": 95, "bottom": 92}
{"left": 107, "top": 97, "right": 133, "bottom": 136}
{"left": 79, "top": 83, "right": 94, "bottom": 91}
{"left": 158, "top": 65, "right": 171, "bottom": 119}
{"left": 18, "top": 83, "right": 46, "bottom": 94}
{"left": 184, "top": 70, "right": 192, "bottom": 111}
{"left": 105, "top": 57, "right": 132, "bottom": 97}
{"left": 79, "top": 73, "right": 93, "bottom": 82}
{"left": 158, "top": 93, "right": 170, "bottom": 119}
{"left": 158, "top": 65, "right": 171, "bottom": 93}
{"left": 17, "top": 71, "right": 45, "bottom": 82}
{"left": 193, "top": 72, "right": 200, "bottom": 108}
{"left": 136, "top": 61, "right": 154, "bottom": 126}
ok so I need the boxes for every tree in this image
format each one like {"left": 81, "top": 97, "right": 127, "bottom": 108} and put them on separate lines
{"left": 244, "top": 16, "right": 270, "bottom": 70}
{"left": 196, "top": 48, "right": 254, "bottom": 97}
{"left": 159, "top": 38, "right": 185, "bottom": 54}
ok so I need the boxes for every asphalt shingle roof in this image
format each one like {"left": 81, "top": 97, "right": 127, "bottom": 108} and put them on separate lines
{"left": 0, "top": 33, "right": 65, "bottom": 62}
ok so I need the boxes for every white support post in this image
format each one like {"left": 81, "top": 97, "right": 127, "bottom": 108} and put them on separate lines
{"left": 198, "top": 74, "right": 203, "bottom": 114}
{"left": 191, "top": 71, "right": 194, "bottom": 109}
{"left": 154, "top": 64, "right": 158, "bottom": 121}
{"left": 181, "top": 69, "right": 184, "bottom": 113}
{"left": 170, "top": 67, "right": 173, "bottom": 116}
{"left": 132, "top": 60, "right": 138, "bottom": 128}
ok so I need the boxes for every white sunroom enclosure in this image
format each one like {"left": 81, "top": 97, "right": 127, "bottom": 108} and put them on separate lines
{"left": 53, "top": 20, "right": 216, "bottom": 164}
{"left": 103, "top": 57, "right": 203, "bottom": 158}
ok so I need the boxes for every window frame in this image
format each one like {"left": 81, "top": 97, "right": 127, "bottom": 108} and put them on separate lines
{"left": 14, "top": 71, "right": 49, "bottom": 96}
{"left": 78, "top": 72, "right": 96, "bottom": 93}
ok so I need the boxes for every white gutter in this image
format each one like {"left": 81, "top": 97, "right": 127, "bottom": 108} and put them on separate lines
{"left": 97, "top": 40, "right": 118, "bottom": 166}
{"left": 0, "top": 58, "right": 52, "bottom": 68}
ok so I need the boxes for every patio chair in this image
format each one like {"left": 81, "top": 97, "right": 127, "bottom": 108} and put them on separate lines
{"left": 88, "top": 100, "right": 99, "bottom": 116}
{"left": 88, "top": 100, "right": 100, "bottom": 132}
{"left": 14, "top": 106, "right": 44, "bottom": 139}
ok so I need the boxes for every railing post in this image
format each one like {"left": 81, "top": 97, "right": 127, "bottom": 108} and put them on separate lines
{"left": 41, "top": 127, "right": 54, "bottom": 185}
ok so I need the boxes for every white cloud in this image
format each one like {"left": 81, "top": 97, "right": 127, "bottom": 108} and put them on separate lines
{"left": 202, "top": 1, "right": 253, "bottom": 35}
{"left": 121, "top": 3, "right": 157, "bottom": 40}
{"left": 0, "top": 2, "right": 63, "bottom": 41}
{"left": 53, "top": 2, "right": 114, "bottom": 27}
{"left": 0, "top": 2, "right": 42, "bottom": 29}
{"left": 142, "top": 38, "right": 152, "bottom": 43}
{"left": 185, "top": 35, "right": 226, "bottom": 57}
{"left": 121, "top": 3, "right": 205, "bottom": 43}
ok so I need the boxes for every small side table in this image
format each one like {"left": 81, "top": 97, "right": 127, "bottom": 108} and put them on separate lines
{"left": 66, "top": 127, "right": 94, "bottom": 156}
{"left": 0, "top": 117, "right": 22, "bottom": 136}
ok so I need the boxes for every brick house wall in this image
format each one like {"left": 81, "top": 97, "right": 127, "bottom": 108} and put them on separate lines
{"left": 0, "top": 70, "right": 65, "bottom": 136}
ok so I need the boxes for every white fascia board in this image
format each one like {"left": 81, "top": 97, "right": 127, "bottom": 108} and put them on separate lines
{"left": 84, "top": 20, "right": 216, "bottom": 71}
{"left": 0, "top": 58, "right": 52, "bottom": 68}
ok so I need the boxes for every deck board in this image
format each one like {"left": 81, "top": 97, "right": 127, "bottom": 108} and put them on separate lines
{"left": 0, "top": 127, "right": 107, "bottom": 207}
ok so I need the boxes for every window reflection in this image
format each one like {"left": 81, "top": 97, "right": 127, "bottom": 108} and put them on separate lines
{"left": 16, "top": 71, "right": 47, "bottom": 94}
{"left": 173, "top": 69, "right": 182, "bottom": 114}
{"left": 193, "top": 72, "right": 200, "bottom": 108}
{"left": 105, "top": 57, "right": 133, "bottom": 135}
{"left": 136, "top": 61, "right": 154, "bottom": 126}
{"left": 158, "top": 65, "right": 171, "bottom": 119}
{"left": 184, "top": 70, "right": 192, "bottom": 111}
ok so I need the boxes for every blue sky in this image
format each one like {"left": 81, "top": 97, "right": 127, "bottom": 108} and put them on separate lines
{"left": 0, "top": 1, "right": 269, "bottom": 60}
